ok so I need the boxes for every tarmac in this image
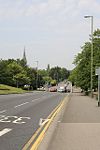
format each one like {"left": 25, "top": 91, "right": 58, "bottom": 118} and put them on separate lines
{"left": 46, "top": 88, "right": 100, "bottom": 150}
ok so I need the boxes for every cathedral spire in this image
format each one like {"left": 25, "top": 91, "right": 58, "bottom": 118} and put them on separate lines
{"left": 22, "top": 47, "right": 27, "bottom": 66}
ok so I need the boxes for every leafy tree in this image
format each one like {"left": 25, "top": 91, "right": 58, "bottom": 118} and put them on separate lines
{"left": 0, "top": 57, "right": 70, "bottom": 90}
{"left": 7, "top": 61, "right": 30, "bottom": 87}
{"left": 69, "top": 28, "right": 100, "bottom": 92}
{"left": 60, "top": 68, "right": 70, "bottom": 81}
{"left": 50, "top": 80, "right": 57, "bottom": 86}
{"left": 7, "top": 61, "right": 23, "bottom": 75}
{"left": 49, "top": 66, "right": 69, "bottom": 83}
{"left": 0, "top": 59, "right": 12, "bottom": 85}
{"left": 25, "top": 67, "right": 36, "bottom": 89}
{"left": 43, "top": 76, "right": 52, "bottom": 85}
{"left": 14, "top": 72, "right": 30, "bottom": 88}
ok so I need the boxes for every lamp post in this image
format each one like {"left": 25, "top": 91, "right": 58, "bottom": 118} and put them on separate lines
{"left": 35, "top": 61, "right": 39, "bottom": 90}
{"left": 84, "top": 15, "right": 93, "bottom": 97}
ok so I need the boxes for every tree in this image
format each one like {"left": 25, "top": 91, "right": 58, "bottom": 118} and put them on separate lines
{"left": 69, "top": 29, "right": 100, "bottom": 92}
{"left": 14, "top": 72, "right": 30, "bottom": 88}
{"left": 43, "top": 76, "right": 52, "bottom": 85}
{"left": 25, "top": 67, "right": 36, "bottom": 89}
{"left": 0, "top": 59, "right": 12, "bottom": 85}
{"left": 49, "top": 66, "right": 69, "bottom": 83}
{"left": 7, "top": 61, "right": 30, "bottom": 87}
{"left": 50, "top": 80, "right": 57, "bottom": 86}
{"left": 0, "top": 57, "right": 70, "bottom": 90}
{"left": 68, "top": 67, "right": 78, "bottom": 86}
{"left": 60, "top": 68, "right": 70, "bottom": 81}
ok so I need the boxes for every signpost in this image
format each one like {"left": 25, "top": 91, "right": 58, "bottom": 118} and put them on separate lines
{"left": 96, "top": 67, "right": 100, "bottom": 106}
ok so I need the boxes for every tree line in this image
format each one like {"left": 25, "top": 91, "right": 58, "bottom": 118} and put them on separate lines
{"left": 69, "top": 28, "right": 100, "bottom": 92}
{"left": 0, "top": 58, "right": 70, "bottom": 90}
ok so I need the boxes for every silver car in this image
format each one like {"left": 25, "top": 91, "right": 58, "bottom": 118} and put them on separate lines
{"left": 57, "top": 86, "right": 66, "bottom": 92}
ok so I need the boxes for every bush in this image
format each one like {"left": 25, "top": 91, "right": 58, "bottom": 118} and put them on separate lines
{"left": 50, "top": 80, "right": 57, "bottom": 86}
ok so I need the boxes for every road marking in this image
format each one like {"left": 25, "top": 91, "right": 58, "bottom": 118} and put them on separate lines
{"left": 0, "top": 115, "right": 31, "bottom": 124}
{"left": 39, "top": 118, "right": 50, "bottom": 126}
{"left": 31, "top": 95, "right": 52, "bottom": 102}
{"left": 30, "top": 97, "right": 67, "bottom": 150}
{"left": 0, "top": 128, "right": 12, "bottom": 137}
{"left": 31, "top": 95, "right": 57, "bottom": 103}
{"left": 32, "top": 98, "right": 40, "bottom": 102}
{"left": 14, "top": 102, "right": 29, "bottom": 108}
{"left": 22, "top": 96, "right": 69, "bottom": 150}
{"left": 0, "top": 110, "right": 6, "bottom": 114}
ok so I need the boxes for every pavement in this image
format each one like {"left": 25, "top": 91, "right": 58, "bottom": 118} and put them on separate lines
{"left": 46, "top": 88, "right": 100, "bottom": 150}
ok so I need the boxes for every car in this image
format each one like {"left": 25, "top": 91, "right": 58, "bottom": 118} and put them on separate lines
{"left": 37, "top": 86, "right": 45, "bottom": 91}
{"left": 66, "top": 88, "right": 71, "bottom": 93}
{"left": 49, "top": 86, "right": 57, "bottom": 92}
{"left": 57, "top": 86, "right": 66, "bottom": 93}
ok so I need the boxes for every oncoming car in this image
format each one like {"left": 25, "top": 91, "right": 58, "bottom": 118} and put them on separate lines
{"left": 57, "top": 86, "right": 66, "bottom": 93}
{"left": 49, "top": 86, "right": 57, "bottom": 92}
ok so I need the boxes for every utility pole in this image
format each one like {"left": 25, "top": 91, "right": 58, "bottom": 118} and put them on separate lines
{"left": 84, "top": 16, "right": 93, "bottom": 97}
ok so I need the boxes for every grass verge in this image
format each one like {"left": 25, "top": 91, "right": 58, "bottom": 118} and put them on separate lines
{"left": 0, "top": 84, "right": 26, "bottom": 95}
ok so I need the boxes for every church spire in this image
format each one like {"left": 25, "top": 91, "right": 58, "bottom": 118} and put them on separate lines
{"left": 22, "top": 47, "right": 27, "bottom": 66}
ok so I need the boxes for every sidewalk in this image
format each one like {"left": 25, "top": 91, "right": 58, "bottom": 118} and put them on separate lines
{"left": 47, "top": 89, "right": 100, "bottom": 150}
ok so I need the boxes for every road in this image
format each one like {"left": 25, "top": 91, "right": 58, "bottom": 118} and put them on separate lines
{"left": 0, "top": 91, "right": 66, "bottom": 150}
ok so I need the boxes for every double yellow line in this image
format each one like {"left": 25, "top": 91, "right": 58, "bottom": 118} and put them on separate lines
{"left": 22, "top": 96, "right": 68, "bottom": 150}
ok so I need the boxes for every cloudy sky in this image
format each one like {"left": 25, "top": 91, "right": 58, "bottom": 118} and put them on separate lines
{"left": 0, "top": 0, "right": 100, "bottom": 69}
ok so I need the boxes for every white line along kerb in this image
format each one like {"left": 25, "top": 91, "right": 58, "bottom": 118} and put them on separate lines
{"left": 0, "top": 128, "right": 12, "bottom": 137}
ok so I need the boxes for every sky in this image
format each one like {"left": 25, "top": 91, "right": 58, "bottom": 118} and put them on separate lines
{"left": 0, "top": 0, "right": 100, "bottom": 70}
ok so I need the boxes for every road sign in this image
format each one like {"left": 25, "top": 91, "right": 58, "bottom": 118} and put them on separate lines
{"left": 96, "top": 67, "right": 100, "bottom": 75}
{"left": 95, "top": 67, "right": 100, "bottom": 106}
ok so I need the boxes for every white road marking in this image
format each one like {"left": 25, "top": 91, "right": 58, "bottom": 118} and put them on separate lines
{"left": 39, "top": 118, "right": 50, "bottom": 126}
{"left": 14, "top": 102, "right": 29, "bottom": 108}
{"left": 0, "top": 115, "right": 31, "bottom": 124}
{"left": 0, "top": 110, "right": 6, "bottom": 114}
{"left": 32, "top": 98, "right": 40, "bottom": 102}
{"left": 0, "top": 128, "right": 12, "bottom": 137}
{"left": 31, "top": 95, "right": 56, "bottom": 103}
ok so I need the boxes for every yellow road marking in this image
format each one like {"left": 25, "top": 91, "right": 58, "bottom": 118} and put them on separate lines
{"left": 30, "top": 100, "right": 65, "bottom": 150}
{"left": 22, "top": 96, "right": 69, "bottom": 150}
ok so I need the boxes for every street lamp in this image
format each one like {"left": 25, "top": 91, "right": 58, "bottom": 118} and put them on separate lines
{"left": 84, "top": 15, "right": 93, "bottom": 97}
{"left": 34, "top": 61, "right": 39, "bottom": 90}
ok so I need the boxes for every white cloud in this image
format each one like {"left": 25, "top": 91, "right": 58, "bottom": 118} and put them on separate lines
{"left": 0, "top": 0, "right": 99, "bottom": 19}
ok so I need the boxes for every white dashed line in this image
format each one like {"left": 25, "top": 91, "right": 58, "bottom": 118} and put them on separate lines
{"left": 0, "top": 110, "right": 7, "bottom": 114}
{"left": 32, "top": 98, "right": 40, "bottom": 102}
{"left": 0, "top": 128, "right": 12, "bottom": 137}
{"left": 31, "top": 95, "right": 57, "bottom": 103}
{"left": 14, "top": 102, "right": 29, "bottom": 108}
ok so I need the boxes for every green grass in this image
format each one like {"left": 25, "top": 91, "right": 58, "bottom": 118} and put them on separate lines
{"left": 0, "top": 84, "right": 26, "bottom": 95}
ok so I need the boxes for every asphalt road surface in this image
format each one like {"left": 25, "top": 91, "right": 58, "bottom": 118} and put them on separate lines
{"left": 0, "top": 91, "right": 66, "bottom": 150}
